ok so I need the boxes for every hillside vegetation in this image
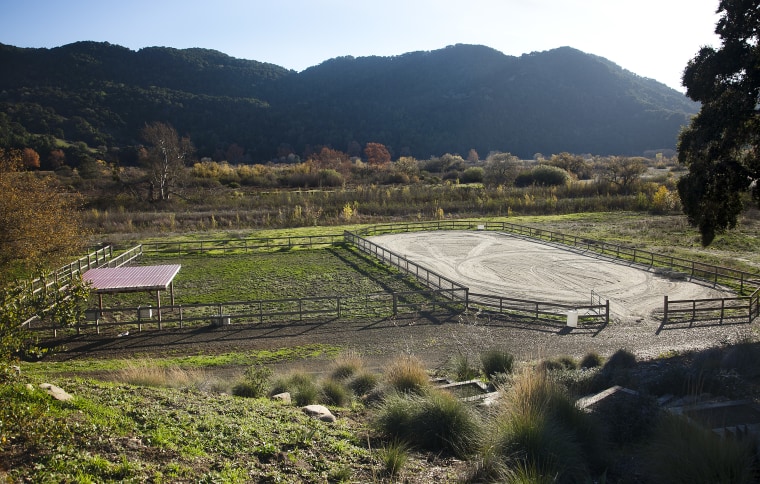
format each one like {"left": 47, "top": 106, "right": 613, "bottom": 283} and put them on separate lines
{"left": 0, "top": 42, "right": 696, "bottom": 163}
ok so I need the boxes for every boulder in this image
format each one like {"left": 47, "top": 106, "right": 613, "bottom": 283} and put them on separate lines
{"left": 271, "top": 392, "right": 291, "bottom": 404}
{"left": 39, "top": 383, "right": 73, "bottom": 401}
{"left": 301, "top": 404, "right": 336, "bottom": 422}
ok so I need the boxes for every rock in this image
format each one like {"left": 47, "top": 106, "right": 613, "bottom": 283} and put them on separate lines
{"left": 271, "top": 392, "right": 291, "bottom": 404}
{"left": 302, "top": 404, "right": 336, "bottom": 422}
{"left": 39, "top": 383, "right": 73, "bottom": 401}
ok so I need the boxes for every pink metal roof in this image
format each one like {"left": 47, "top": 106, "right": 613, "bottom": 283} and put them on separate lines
{"left": 83, "top": 265, "right": 181, "bottom": 293}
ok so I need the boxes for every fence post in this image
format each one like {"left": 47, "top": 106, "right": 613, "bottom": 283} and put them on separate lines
{"left": 663, "top": 296, "right": 668, "bottom": 325}
{"left": 179, "top": 305, "right": 183, "bottom": 328}
{"left": 605, "top": 300, "right": 610, "bottom": 325}
{"left": 393, "top": 293, "right": 398, "bottom": 316}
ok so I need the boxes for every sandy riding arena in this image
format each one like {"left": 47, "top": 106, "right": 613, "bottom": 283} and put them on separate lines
{"left": 370, "top": 230, "right": 735, "bottom": 324}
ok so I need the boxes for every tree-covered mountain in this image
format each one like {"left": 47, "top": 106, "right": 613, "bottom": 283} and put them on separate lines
{"left": 0, "top": 41, "right": 697, "bottom": 164}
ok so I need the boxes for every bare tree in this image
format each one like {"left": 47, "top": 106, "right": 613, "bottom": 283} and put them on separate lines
{"left": 140, "top": 122, "right": 194, "bottom": 201}
{"left": 598, "top": 156, "right": 647, "bottom": 193}
{"left": 484, "top": 152, "right": 521, "bottom": 187}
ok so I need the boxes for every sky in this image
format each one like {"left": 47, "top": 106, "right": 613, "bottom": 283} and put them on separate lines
{"left": 0, "top": 0, "right": 722, "bottom": 92}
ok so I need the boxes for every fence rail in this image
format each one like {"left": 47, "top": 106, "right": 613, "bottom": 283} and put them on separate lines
{"left": 663, "top": 288, "right": 760, "bottom": 325}
{"left": 344, "top": 231, "right": 469, "bottom": 303}
{"left": 140, "top": 235, "right": 344, "bottom": 256}
{"left": 469, "top": 292, "right": 609, "bottom": 325}
{"left": 358, "top": 220, "right": 760, "bottom": 294}
{"left": 61, "top": 288, "right": 466, "bottom": 336}
{"left": 24, "top": 245, "right": 115, "bottom": 297}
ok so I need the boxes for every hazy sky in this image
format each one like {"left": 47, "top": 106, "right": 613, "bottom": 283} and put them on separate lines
{"left": 1, "top": 0, "right": 721, "bottom": 92}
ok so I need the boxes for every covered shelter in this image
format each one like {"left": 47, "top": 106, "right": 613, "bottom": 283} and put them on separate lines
{"left": 83, "top": 264, "right": 181, "bottom": 322}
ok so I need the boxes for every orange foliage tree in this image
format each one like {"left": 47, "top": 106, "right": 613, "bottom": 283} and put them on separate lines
{"left": 364, "top": 142, "right": 391, "bottom": 165}
{"left": 308, "top": 147, "right": 351, "bottom": 171}
{"left": 22, "top": 148, "right": 40, "bottom": 169}
{"left": 0, "top": 148, "right": 85, "bottom": 280}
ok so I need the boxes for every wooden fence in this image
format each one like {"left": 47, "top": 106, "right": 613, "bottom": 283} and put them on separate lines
{"left": 358, "top": 219, "right": 760, "bottom": 294}
{"left": 140, "top": 234, "right": 343, "bottom": 256}
{"left": 663, "top": 288, "right": 760, "bottom": 325}
{"left": 468, "top": 292, "right": 609, "bottom": 325}
{"left": 343, "top": 231, "right": 469, "bottom": 301}
{"left": 65, "top": 288, "right": 466, "bottom": 335}
{"left": 27, "top": 219, "right": 760, "bottom": 335}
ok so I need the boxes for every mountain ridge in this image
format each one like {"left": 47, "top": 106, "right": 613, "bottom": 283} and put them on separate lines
{"left": 0, "top": 41, "right": 696, "bottom": 163}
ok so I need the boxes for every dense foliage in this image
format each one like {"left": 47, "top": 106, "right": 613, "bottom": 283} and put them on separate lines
{"left": 677, "top": 0, "right": 760, "bottom": 245}
{"left": 0, "top": 42, "right": 696, "bottom": 167}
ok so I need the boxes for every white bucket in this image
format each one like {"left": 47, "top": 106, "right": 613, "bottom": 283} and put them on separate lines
{"left": 566, "top": 310, "right": 578, "bottom": 328}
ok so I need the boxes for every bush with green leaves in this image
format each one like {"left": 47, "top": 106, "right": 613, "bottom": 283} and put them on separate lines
{"left": 269, "top": 371, "right": 319, "bottom": 406}
{"left": 232, "top": 365, "right": 272, "bottom": 398}
{"left": 348, "top": 370, "right": 380, "bottom": 397}
{"left": 379, "top": 439, "right": 410, "bottom": 477}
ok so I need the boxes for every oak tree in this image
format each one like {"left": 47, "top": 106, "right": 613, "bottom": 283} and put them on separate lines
{"left": 0, "top": 148, "right": 85, "bottom": 281}
{"left": 677, "top": 0, "right": 760, "bottom": 245}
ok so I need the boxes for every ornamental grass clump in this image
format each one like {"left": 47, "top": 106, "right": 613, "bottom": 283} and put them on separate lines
{"left": 384, "top": 355, "right": 430, "bottom": 395}
{"left": 372, "top": 388, "right": 481, "bottom": 458}
{"left": 469, "top": 368, "right": 605, "bottom": 483}
{"left": 480, "top": 349, "right": 514, "bottom": 379}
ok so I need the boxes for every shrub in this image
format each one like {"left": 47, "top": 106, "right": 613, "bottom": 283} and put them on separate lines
{"left": 231, "top": 365, "right": 272, "bottom": 398}
{"left": 604, "top": 349, "right": 637, "bottom": 371}
{"left": 459, "top": 167, "right": 484, "bottom": 184}
{"left": 330, "top": 352, "right": 365, "bottom": 381}
{"left": 598, "top": 348, "right": 637, "bottom": 387}
{"left": 348, "top": 370, "right": 380, "bottom": 397}
{"left": 384, "top": 355, "right": 430, "bottom": 394}
{"left": 579, "top": 351, "right": 604, "bottom": 369}
{"left": 268, "top": 370, "right": 319, "bottom": 406}
{"left": 481, "top": 349, "right": 514, "bottom": 379}
{"left": 472, "top": 369, "right": 605, "bottom": 482}
{"left": 320, "top": 379, "right": 351, "bottom": 407}
{"left": 646, "top": 414, "right": 755, "bottom": 483}
{"left": 372, "top": 389, "right": 481, "bottom": 457}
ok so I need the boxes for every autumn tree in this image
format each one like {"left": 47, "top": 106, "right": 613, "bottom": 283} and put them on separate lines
{"left": 47, "top": 149, "right": 66, "bottom": 169}
{"left": 676, "top": 0, "right": 760, "bottom": 245}
{"left": 140, "top": 121, "right": 194, "bottom": 201}
{"left": 22, "top": 148, "right": 40, "bottom": 170}
{"left": 308, "top": 147, "right": 351, "bottom": 173}
{"left": 0, "top": 148, "right": 85, "bottom": 281}
{"left": 364, "top": 142, "right": 391, "bottom": 165}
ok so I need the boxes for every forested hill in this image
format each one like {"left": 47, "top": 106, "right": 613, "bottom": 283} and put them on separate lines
{"left": 0, "top": 41, "right": 697, "bottom": 163}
